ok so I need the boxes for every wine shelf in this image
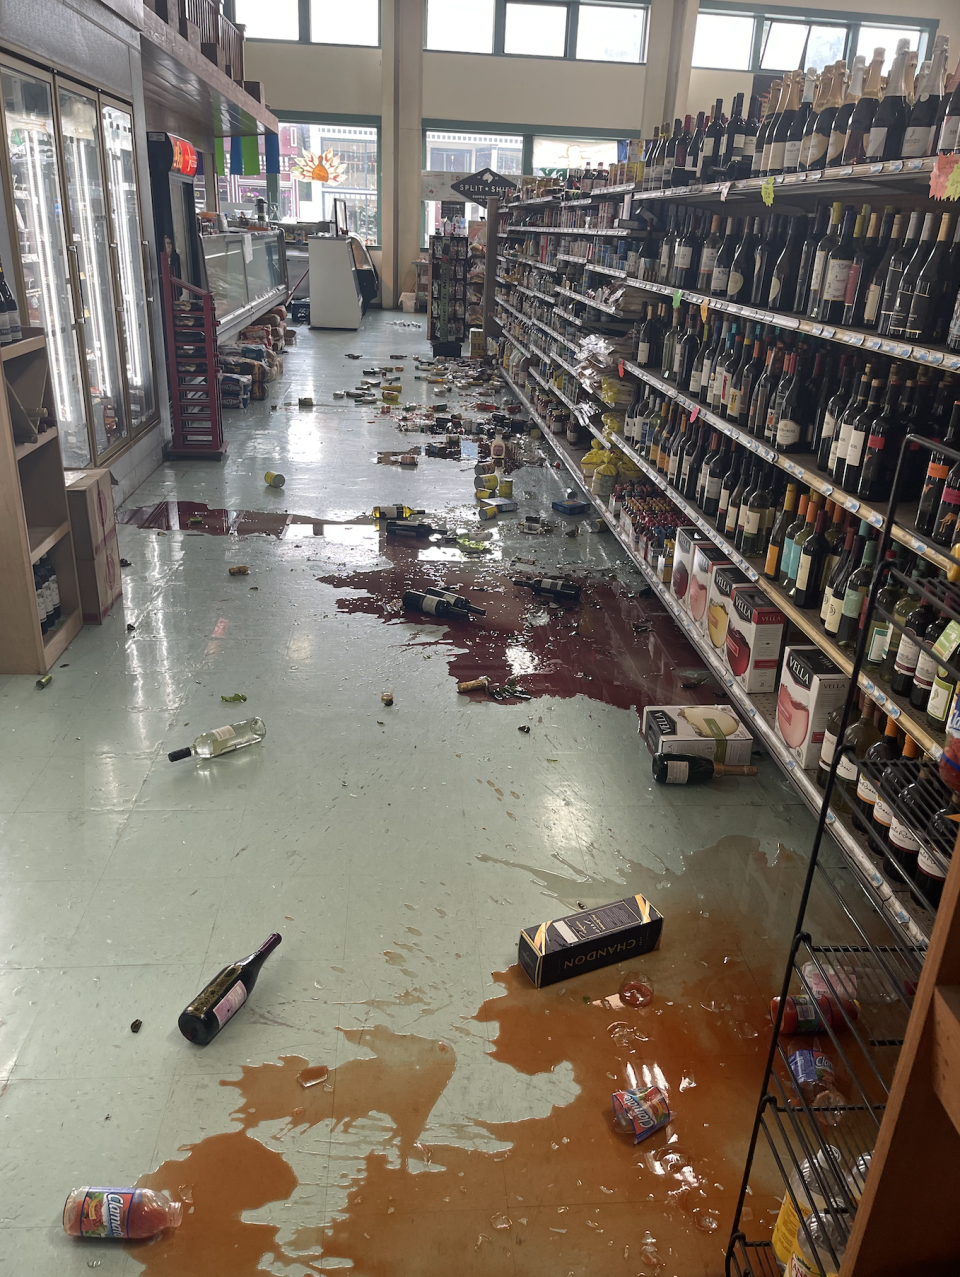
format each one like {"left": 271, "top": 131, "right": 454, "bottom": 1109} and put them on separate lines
{"left": 504, "top": 155, "right": 938, "bottom": 210}
{"left": 578, "top": 411, "right": 947, "bottom": 761}
{"left": 501, "top": 363, "right": 930, "bottom": 949}
{"left": 498, "top": 226, "right": 960, "bottom": 375}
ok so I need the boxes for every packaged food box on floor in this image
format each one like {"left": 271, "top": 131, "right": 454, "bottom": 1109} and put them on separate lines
{"left": 518, "top": 893, "right": 663, "bottom": 988}
{"left": 705, "top": 565, "right": 753, "bottom": 652}
{"left": 725, "top": 588, "right": 786, "bottom": 694}
{"left": 641, "top": 704, "right": 754, "bottom": 766}
{"left": 670, "top": 527, "right": 712, "bottom": 613}
{"left": 689, "top": 544, "right": 731, "bottom": 633}
{"left": 64, "top": 469, "right": 122, "bottom": 624}
{"left": 776, "top": 645, "right": 848, "bottom": 769}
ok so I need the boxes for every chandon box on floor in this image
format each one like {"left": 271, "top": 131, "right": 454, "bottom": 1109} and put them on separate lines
{"left": 641, "top": 704, "right": 754, "bottom": 765}
{"left": 518, "top": 895, "right": 663, "bottom": 987}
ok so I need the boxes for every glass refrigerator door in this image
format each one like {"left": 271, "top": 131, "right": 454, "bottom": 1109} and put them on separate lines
{"left": 0, "top": 65, "right": 89, "bottom": 467}
{"left": 57, "top": 83, "right": 130, "bottom": 460}
{"left": 101, "top": 102, "right": 157, "bottom": 432}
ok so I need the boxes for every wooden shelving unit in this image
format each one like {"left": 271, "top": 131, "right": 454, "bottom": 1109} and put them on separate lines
{"left": 0, "top": 331, "right": 82, "bottom": 673}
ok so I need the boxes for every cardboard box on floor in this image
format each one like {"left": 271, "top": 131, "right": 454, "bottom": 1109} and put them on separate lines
{"left": 519, "top": 894, "right": 663, "bottom": 987}
{"left": 64, "top": 469, "right": 122, "bottom": 623}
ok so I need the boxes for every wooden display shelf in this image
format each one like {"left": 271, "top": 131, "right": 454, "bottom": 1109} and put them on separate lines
{"left": 0, "top": 332, "right": 82, "bottom": 674}
{"left": 28, "top": 520, "right": 70, "bottom": 564}
{"left": 14, "top": 426, "right": 58, "bottom": 463}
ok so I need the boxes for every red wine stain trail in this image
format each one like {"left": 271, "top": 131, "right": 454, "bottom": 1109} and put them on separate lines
{"left": 126, "top": 838, "right": 807, "bottom": 1277}
{"left": 117, "top": 500, "right": 365, "bottom": 537}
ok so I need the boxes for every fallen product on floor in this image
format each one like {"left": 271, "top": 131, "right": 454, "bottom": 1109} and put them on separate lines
{"left": 63, "top": 1186, "right": 183, "bottom": 1239}
{"left": 167, "top": 716, "right": 266, "bottom": 762}
{"left": 178, "top": 933, "right": 283, "bottom": 1045}
{"left": 518, "top": 894, "right": 663, "bottom": 988}
{"left": 612, "top": 1085, "right": 672, "bottom": 1143}
{"left": 651, "top": 751, "right": 759, "bottom": 784}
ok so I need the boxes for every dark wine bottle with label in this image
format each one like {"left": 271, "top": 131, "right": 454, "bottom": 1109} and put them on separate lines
{"left": 424, "top": 588, "right": 486, "bottom": 616}
{"left": 652, "top": 752, "right": 757, "bottom": 784}
{"left": 513, "top": 577, "right": 581, "bottom": 602}
{"left": 403, "top": 590, "right": 471, "bottom": 618}
{"left": 179, "top": 933, "right": 282, "bottom": 1045}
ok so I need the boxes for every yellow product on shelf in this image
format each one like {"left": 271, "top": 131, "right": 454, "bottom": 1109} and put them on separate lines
{"left": 592, "top": 456, "right": 619, "bottom": 499}
{"left": 580, "top": 442, "right": 606, "bottom": 480}
{"left": 600, "top": 378, "right": 634, "bottom": 408}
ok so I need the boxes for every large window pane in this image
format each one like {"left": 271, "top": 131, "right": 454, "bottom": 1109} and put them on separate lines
{"left": 423, "top": 131, "right": 522, "bottom": 243}
{"left": 691, "top": 13, "right": 753, "bottom": 70}
{"left": 806, "top": 24, "right": 847, "bottom": 69}
{"left": 855, "top": 26, "right": 925, "bottom": 75}
{"left": 760, "top": 20, "right": 808, "bottom": 70}
{"left": 234, "top": 0, "right": 299, "bottom": 40}
{"left": 504, "top": 3, "right": 568, "bottom": 57}
{"left": 310, "top": 0, "right": 379, "bottom": 45}
{"left": 425, "top": 0, "right": 495, "bottom": 53}
{"left": 576, "top": 4, "right": 646, "bottom": 62}
{"left": 532, "top": 135, "right": 618, "bottom": 177}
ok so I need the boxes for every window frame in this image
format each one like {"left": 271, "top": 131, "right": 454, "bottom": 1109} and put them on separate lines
{"left": 273, "top": 112, "right": 383, "bottom": 247}
{"left": 691, "top": 2, "right": 936, "bottom": 75}
{"left": 422, "top": 0, "right": 649, "bottom": 64}
{"left": 224, "top": 0, "right": 383, "bottom": 47}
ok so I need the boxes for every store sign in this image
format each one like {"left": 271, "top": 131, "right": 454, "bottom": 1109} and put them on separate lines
{"left": 169, "top": 135, "right": 198, "bottom": 177}
{"left": 450, "top": 169, "right": 517, "bottom": 207}
{"left": 421, "top": 171, "right": 470, "bottom": 201}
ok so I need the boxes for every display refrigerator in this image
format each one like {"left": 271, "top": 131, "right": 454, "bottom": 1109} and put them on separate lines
{"left": 0, "top": 56, "right": 158, "bottom": 468}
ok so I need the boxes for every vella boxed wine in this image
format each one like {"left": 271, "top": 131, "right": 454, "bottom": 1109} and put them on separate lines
{"left": 641, "top": 704, "right": 754, "bottom": 765}
{"left": 670, "top": 527, "right": 712, "bottom": 613}
{"left": 688, "top": 545, "right": 732, "bottom": 634}
{"left": 518, "top": 895, "right": 663, "bottom": 988}
{"left": 776, "top": 645, "right": 849, "bottom": 768}
{"left": 725, "top": 588, "right": 786, "bottom": 694}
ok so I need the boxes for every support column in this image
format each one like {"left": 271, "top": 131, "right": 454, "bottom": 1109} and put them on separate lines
{"left": 380, "top": 0, "right": 423, "bottom": 310}
{"left": 204, "top": 151, "right": 219, "bottom": 213}
{"left": 641, "top": 0, "right": 699, "bottom": 136}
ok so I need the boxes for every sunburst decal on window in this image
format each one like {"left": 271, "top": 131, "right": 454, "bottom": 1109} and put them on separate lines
{"left": 290, "top": 148, "right": 345, "bottom": 184}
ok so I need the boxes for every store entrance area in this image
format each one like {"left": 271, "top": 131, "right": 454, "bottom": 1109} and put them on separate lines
{"left": 2, "top": 315, "right": 831, "bottom": 1274}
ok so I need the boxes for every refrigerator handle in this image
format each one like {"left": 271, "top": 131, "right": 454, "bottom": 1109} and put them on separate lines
{"left": 66, "top": 244, "right": 85, "bottom": 327}
{"left": 109, "top": 243, "right": 126, "bottom": 317}
{"left": 141, "top": 240, "right": 155, "bottom": 303}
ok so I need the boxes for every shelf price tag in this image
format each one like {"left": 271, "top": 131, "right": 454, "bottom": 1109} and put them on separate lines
{"left": 808, "top": 171, "right": 822, "bottom": 182}
{"left": 700, "top": 299, "right": 710, "bottom": 323}
{"left": 821, "top": 327, "right": 836, "bottom": 339}
{"left": 844, "top": 497, "right": 860, "bottom": 512}
{"left": 839, "top": 167, "right": 854, "bottom": 178}
{"left": 926, "top": 351, "right": 944, "bottom": 366}
{"left": 866, "top": 337, "right": 882, "bottom": 350}
{"left": 719, "top": 183, "right": 733, "bottom": 202}
{"left": 846, "top": 333, "right": 865, "bottom": 346}
{"left": 870, "top": 164, "right": 884, "bottom": 175}
{"left": 618, "top": 360, "right": 625, "bottom": 377}
{"left": 888, "top": 160, "right": 903, "bottom": 173}
{"left": 690, "top": 406, "right": 699, "bottom": 422}
{"left": 822, "top": 484, "right": 833, "bottom": 495}
{"left": 867, "top": 511, "right": 884, "bottom": 527}
{"left": 761, "top": 176, "right": 775, "bottom": 206}
{"left": 672, "top": 289, "right": 683, "bottom": 309}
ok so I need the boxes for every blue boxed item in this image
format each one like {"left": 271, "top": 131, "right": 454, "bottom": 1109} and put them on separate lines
{"left": 518, "top": 894, "right": 663, "bottom": 988}
{"left": 552, "top": 499, "right": 588, "bottom": 515}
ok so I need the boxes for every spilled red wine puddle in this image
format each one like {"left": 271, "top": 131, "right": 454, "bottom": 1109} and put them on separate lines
{"left": 127, "top": 859, "right": 793, "bottom": 1277}
{"left": 117, "top": 500, "right": 371, "bottom": 537}
{"left": 317, "top": 559, "right": 722, "bottom": 714}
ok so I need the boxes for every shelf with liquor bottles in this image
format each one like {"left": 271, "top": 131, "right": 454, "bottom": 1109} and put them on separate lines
{"left": 498, "top": 338, "right": 930, "bottom": 947}
{"left": 507, "top": 35, "right": 960, "bottom": 215}
{"left": 726, "top": 429, "right": 960, "bottom": 1275}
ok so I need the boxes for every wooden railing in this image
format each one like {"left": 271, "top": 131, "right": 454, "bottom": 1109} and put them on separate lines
{"left": 145, "top": 0, "right": 246, "bottom": 86}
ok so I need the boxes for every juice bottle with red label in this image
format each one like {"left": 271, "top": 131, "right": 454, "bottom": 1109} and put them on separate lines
{"left": 63, "top": 1187, "right": 183, "bottom": 1239}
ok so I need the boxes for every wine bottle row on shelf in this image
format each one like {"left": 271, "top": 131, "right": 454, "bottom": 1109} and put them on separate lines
{"left": 819, "top": 692, "right": 958, "bottom": 909}
{"left": 0, "top": 252, "right": 22, "bottom": 347}
{"left": 547, "top": 199, "right": 960, "bottom": 349}
{"left": 503, "top": 345, "right": 959, "bottom": 919}
{"left": 34, "top": 554, "right": 61, "bottom": 636}
{"left": 639, "top": 36, "right": 959, "bottom": 192}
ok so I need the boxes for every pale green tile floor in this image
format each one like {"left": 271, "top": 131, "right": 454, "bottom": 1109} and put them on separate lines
{"left": 0, "top": 312, "right": 831, "bottom": 1276}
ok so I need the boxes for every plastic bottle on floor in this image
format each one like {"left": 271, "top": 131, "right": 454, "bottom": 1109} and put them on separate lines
{"left": 63, "top": 1187, "right": 183, "bottom": 1239}
{"left": 786, "top": 1209, "right": 849, "bottom": 1277}
{"left": 771, "top": 1146, "right": 844, "bottom": 1265}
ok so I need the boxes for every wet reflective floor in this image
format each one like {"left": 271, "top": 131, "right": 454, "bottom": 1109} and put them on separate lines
{"left": 0, "top": 313, "right": 827, "bottom": 1276}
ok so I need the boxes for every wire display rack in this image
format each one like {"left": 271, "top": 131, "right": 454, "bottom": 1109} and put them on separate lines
{"left": 725, "top": 430, "right": 960, "bottom": 1275}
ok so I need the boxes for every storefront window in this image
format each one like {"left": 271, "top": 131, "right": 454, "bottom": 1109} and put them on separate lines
{"left": 531, "top": 135, "right": 618, "bottom": 177}
{"left": 216, "top": 123, "right": 380, "bottom": 244}
{"left": 423, "top": 130, "right": 522, "bottom": 241}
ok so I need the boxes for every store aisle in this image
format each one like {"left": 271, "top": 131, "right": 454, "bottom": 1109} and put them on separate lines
{"left": 0, "top": 312, "right": 823, "bottom": 1276}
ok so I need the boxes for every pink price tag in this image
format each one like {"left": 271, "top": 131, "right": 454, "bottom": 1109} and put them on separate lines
{"left": 690, "top": 406, "right": 699, "bottom": 422}
{"left": 618, "top": 360, "right": 625, "bottom": 377}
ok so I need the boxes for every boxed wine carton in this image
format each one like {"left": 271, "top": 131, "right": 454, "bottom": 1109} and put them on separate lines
{"left": 726, "top": 588, "right": 786, "bottom": 694}
{"left": 670, "top": 527, "right": 712, "bottom": 613}
{"left": 518, "top": 894, "right": 663, "bottom": 988}
{"left": 640, "top": 704, "right": 754, "bottom": 765}
{"left": 705, "top": 565, "right": 753, "bottom": 652}
{"left": 689, "top": 545, "right": 732, "bottom": 634}
{"left": 776, "top": 645, "right": 849, "bottom": 769}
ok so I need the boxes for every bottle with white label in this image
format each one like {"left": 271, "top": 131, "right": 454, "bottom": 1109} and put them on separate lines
{"left": 816, "top": 206, "right": 857, "bottom": 324}
{"left": 178, "top": 933, "right": 282, "bottom": 1045}
{"left": 836, "top": 694, "right": 881, "bottom": 818}
{"left": 858, "top": 713, "right": 901, "bottom": 826}
{"left": 904, "top": 35, "right": 949, "bottom": 157}
{"left": 873, "top": 734, "right": 920, "bottom": 848}
{"left": 167, "top": 717, "right": 266, "bottom": 762}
